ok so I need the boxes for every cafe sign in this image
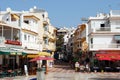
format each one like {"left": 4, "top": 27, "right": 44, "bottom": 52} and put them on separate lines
{"left": 5, "top": 40, "right": 22, "bottom": 46}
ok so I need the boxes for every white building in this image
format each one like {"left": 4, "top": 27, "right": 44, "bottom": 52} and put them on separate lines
{"left": 88, "top": 11, "right": 120, "bottom": 52}
{"left": 64, "top": 27, "right": 76, "bottom": 55}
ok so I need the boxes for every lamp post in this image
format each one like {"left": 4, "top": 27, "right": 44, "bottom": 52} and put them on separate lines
{"left": 37, "top": 38, "right": 46, "bottom": 80}
{"left": 37, "top": 38, "right": 43, "bottom": 68}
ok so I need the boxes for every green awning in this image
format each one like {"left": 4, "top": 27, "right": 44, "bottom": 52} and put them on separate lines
{"left": 0, "top": 47, "right": 26, "bottom": 55}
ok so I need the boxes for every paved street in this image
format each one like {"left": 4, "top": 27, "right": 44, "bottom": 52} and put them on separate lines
{"left": 0, "top": 61, "right": 120, "bottom": 80}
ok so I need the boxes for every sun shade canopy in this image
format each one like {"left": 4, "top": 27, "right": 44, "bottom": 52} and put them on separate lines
{"left": 0, "top": 47, "right": 26, "bottom": 55}
{"left": 29, "top": 56, "right": 55, "bottom": 62}
{"left": 95, "top": 53, "right": 120, "bottom": 61}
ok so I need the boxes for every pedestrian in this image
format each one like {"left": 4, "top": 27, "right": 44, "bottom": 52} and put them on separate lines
{"left": 75, "top": 62, "right": 80, "bottom": 72}
{"left": 24, "top": 65, "right": 28, "bottom": 76}
{"left": 85, "top": 63, "right": 90, "bottom": 72}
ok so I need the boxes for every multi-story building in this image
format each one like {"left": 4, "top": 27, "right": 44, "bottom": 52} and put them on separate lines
{"left": 88, "top": 11, "right": 120, "bottom": 52}
{"left": 0, "top": 7, "right": 56, "bottom": 69}
{"left": 56, "top": 27, "right": 68, "bottom": 59}
{"left": 88, "top": 10, "right": 120, "bottom": 66}
{"left": 25, "top": 7, "right": 57, "bottom": 57}
{"left": 63, "top": 27, "right": 76, "bottom": 61}
{"left": 73, "top": 24, "right": 89, "bottom": 62}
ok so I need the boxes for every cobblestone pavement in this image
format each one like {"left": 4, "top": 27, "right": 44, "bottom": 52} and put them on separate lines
{"left": 0, "top": 60, "right": 120, "bottom": 80}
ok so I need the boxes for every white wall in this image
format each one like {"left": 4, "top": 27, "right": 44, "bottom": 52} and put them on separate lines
{"left": 93, "top": 35, "right": 112, "bottom": 44}
{"left": 21, "top": 32, "right": 39, "bottom": 50}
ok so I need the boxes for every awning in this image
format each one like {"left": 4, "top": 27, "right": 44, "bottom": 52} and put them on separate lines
{"left": 95, "top": 53, "right": 120, "bottom": 61}
{"left": 38, "top": 52, "right": 51, "bottom": 56}
{"left": 26, "top": 52, "right": 51, "bottom": 58}
{"left": 96, "top": 54, "right": 111, "bottom": 61}
{"left": 27, "top": 54, "right": 38, "bottom": 58}
{"left": 0, "top": 47, "right": 26, "bottom": 55}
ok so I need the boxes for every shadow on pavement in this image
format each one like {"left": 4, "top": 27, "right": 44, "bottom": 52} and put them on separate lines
{"left": 53, "top": 60, "right": 73, "bottom": 70}
{"left": 89, "top": 78, "right": 120, "bottom": 80}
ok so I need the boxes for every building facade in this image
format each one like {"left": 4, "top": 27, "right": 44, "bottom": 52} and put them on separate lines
{"left": 0, "top": 7, "right": 56, "bottom": 69}
{"left": 87, "top": 10, "right": 120, "bottom": 67}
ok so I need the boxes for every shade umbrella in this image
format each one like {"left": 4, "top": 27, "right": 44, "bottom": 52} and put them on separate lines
{"left": 29, "top": 56, "right": 55, "bottom": 74}
{"left": 29, "top": 56, "right": 55, "bottom": 62}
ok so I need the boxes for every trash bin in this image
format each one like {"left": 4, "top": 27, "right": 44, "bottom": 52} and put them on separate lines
{"left": 37, "top": 68, "right": 45, "bottom": 80}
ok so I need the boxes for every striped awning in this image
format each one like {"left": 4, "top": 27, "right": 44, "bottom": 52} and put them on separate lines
{"left": 0, "top": 47, "right": 26, "bottom": 55}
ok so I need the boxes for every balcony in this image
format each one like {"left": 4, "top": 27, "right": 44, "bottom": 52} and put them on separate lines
{"left": 43, "top": 18, "right": 48, "bottom": 25}
{"left": 3, "top": 21, "right": 20, "bottom": 29}
{"left": 90, "top": 43, "right": 120, "bottom": 51}
{"left": 96, "top": 27, "right": 110, "bottom": 32}
{"left": 43, "top": 31, "right": 49, "bottom": 38}
{"left": 23, "top": 42, "right": 39, "bottom": 50}
{"left": 21, "top": 23, "right": 38, "bottom": 33}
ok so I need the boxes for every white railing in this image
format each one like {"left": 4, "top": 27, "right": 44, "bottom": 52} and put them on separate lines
{"left": 21, "top": 23, "right": 38, "bottom": 33}
{"left": 23, "top": 42, "right": 39, "bottom": 50}
{"left": 4, "top": 21, "right": 20, "bottom": 29}
{"left": 96, "top": 27, "right": 110, "bottom": 31}
{"left": 90, "top": 43, "right": 120, "bottom": 50}
{"left": 110, "top": 10, "right": 120, "bottom": 16}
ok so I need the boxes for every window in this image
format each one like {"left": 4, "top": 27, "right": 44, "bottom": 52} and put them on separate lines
{"left": 91, "top": 38, "right": 93, "bottom": 44}
{"left": 44, "top": 38, "right": 48, "bottom": 45}
{"left": 42, "top": 14, "right": 45, "bottom": 18}
{"left": 100, "top": 24, "right": 105, "bottom": 27}
{"left": 24, "top": 34, "right": 27, "bottom": 40}
{"left": 28, "top": 35, "right": 30, "bottom": 41}
{"left": 44, "top": 26, "right": 48, "bottom": 31}
{"left": 24, "top": 20, "right": 29, "bottom": 24}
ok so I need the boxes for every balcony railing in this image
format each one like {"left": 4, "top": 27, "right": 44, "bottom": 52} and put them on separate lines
{"left": 21, "top": 23, "right": 38, "bottom": 33}
{"left": 96, "top": 27, "right": 110, "bottom": 31}
{"left": 90, "top": 43, "right": 120, "bottom": 50}
{"left": 43, "top": 18, "right": 48, "bottom": 24}
{"left": 23, "top": 42, "right": 39, "bottom": 50}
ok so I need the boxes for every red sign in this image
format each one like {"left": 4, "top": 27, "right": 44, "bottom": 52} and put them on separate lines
{"left": 5, "top": 40, "right": 22, "bottom": 46}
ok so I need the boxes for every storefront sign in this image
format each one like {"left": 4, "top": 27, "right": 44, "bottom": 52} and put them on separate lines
{"left": 5, "top": 40, "right": 22, "bottom": 46}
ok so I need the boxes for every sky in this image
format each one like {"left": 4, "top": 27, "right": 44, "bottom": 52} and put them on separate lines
{"left": 0, "top": 0, "right": 120, "bottom": 28}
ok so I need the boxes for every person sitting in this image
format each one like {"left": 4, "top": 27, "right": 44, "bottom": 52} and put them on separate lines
{"left": 75, "top": 62, "right": 80, "bottom": 72}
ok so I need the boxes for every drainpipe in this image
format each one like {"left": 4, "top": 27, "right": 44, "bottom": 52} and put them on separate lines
{"left": 11, "top": 27, "right": 13, "bottom": 40}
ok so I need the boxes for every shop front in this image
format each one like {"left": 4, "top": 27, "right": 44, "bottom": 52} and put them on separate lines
{"left": 0, "top": 47, "right": 26, "bottom": 70}
{"left": 92, "top": 50, "right": 120, "bottom": 72}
